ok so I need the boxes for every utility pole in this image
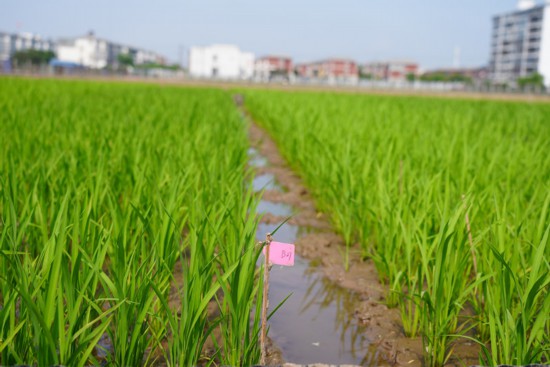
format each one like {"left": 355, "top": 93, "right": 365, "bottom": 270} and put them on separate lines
{"left": 453, "top": 46, "right": 461, "bottom": 69}
{"left": 178, "top": 44, "right": 185, "bottom": 69}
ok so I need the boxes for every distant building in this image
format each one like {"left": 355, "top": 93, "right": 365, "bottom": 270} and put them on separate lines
{"left": 361, "top": 61, "right": 419, "bottom": 82}
{"left": 295, "top": 59, "right": 358, "bottom": 84}
{"left": 49, "top": 59, "right": 85, "bottom": 75}
{"left": 255, "top": 55, "right": 293, "bottom": 82}
{"left": 189, "top": 44, "right": 254, "bottom": 79}
{"left": 489, "top": 0, "right": 550, "bottom": 87}
{"left": 56, "top": 32, "right": 164, "bottom": 69}
{"left": 0, "top": 31, "right": 56, "bottom": 63}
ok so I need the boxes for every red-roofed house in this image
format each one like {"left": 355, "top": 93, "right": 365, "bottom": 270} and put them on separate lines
{"left": 295, "top": 58, "right": 358, "bottom": 84}
{"left": 361, "top": 61, "right": 419, "bottom": 82}
{"left": 255, "top": 55, "right": 293, "bottom": 82}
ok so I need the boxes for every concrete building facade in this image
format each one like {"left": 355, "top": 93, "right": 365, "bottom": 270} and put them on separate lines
{"left": 0, "top": 31, "right": 56, "bottom": 63}
{"left": 490, "top": 0, "right": 550, "bottom": 87}
{"left": 254, "top": 55, "right": 293, "bottom": 82}
{"left": 296, "top": 59, "right": 358, "bottom": 84}
{"left": 189, "top": 44, "right": 254, "bottom": 79}
{"left": 361, "top": 61, "right": 419, "bottom": 82}
{"left": 56, "top": 32, "right": 164, "bottom": 69}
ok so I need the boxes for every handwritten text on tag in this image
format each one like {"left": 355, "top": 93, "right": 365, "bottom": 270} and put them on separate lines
{"left": 265, "top": 241, "right": 295, "bottom": 266}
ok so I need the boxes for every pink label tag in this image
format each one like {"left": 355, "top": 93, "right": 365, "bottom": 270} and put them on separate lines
{"left": 264, "top": 242, "right": 295, "bottom": 266}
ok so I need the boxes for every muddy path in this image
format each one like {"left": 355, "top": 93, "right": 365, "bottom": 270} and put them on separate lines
{"left": 242, "top": 97, "right": 482, "bottom": 367}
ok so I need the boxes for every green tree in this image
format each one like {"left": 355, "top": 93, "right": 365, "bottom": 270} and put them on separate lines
{"left": 137, "top": 62, "right": 180, "bottom": 71}
{"left": 448, "top": 73, "right": 472, "bottom": 83}
{"left": 420, "top": 72, "right": 472, "bottom": 84}
{"left": 117, "top": 53, "right": 134, "bottom": 67}
{"left": 517, "top": 73, "right": 545, "bottom": 90}
{"left": 420, "top": 73, "right": 445, "bottom": 82}
{"left": 359, "top": 71, "right": 373, "bottom": 80}
{"left": 12, "top": 49, "right": 55, "bottom": 67}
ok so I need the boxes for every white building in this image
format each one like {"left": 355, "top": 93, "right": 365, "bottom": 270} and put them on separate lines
{"left": 0, "top": 31, "right": 56, "bottom": 62}
{"left": 490, "top": 0, "right": 550, "bottom": 87}
{"left": 57, "top": 32, "right": 164, "bottom": 69}
{"left": 189, "top": 44, "right": 254, "bottom": 79}
{"left": 57, "top": 34, "right": 108, "bottom": 69}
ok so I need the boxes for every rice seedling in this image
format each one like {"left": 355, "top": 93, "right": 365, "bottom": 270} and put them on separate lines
{"left": 2, "top": 75, "right": 548, "bottom": 365}
{"left": 417, "top": 205, "right": 483, "bottom": 367}
{"left": 216, "top": 188, "right": 265, "bottom": 366}
{"left": 1, "top": 185, "right": 115, "bottom": 366}
{"left": 0, "top": 77, "right": 266, "bottom": 366}
{"left": 243, "top": 89, "right": 550, "bottom": 365}
{"left": 156, "top": 213, "right": 237, "bottom": 367}
{"left": 477, "top": 197, "right": 550, "bottom": 366}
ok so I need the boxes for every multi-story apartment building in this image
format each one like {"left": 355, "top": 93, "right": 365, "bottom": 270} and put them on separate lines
{"left": 189, "top": 44, "right": 255, "bottom": 79}
{"left": 489, "top": 0, "right": 550, "bottom": 87}
{"left": 0, "top": 31, "right": 56, "bottom": 63}
{"left": 57, "top": 32, "right": 164, "bottom": 69}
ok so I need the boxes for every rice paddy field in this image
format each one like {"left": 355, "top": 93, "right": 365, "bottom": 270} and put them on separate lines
{"left": 0, "top": 78, "right": 264, "bottom": 366}
{"left": 1, "top": 77, "right": 549, "bottom": 366}
{"left": 244, "top": 90, "right": 550, "bottom": 366}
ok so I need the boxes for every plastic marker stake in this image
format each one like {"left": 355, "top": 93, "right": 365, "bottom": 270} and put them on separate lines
{"left": 260, "top": 235, "right": 294, "bottom": 365}
{"left": 264, "top": 241, "right": 295, "bottom": 266}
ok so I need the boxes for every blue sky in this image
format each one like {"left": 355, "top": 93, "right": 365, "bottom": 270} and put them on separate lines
{"left": 2, "top": 0, "right": 525, "bottom": 69}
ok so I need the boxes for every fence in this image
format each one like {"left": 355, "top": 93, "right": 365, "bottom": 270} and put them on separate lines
{"left": 1, "top": 66, "right": 548, "bottom": 96}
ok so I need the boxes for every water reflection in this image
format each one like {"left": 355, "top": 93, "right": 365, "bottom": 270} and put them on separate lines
{"left": 301, "top": 265, "right": 382, "bottom": 366}
{"left": 252, "top": 173, "right": 283, "bottom": 192}
{"left": 257, "top": 200, "right": 294, "bottom": 217}
{"left": 256, "top": 223, "right": 379, "bottom": 365}
{"left": 248, "top": 147, "right": 268, "bottom": 168}
{"left": 252, "top": 146, "right": 381, "bottom": 365}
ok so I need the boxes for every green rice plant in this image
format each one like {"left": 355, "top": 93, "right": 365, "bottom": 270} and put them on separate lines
{"left": 100, "top": 206, "right": 165, "bottom": 366}
{"left": 471, "top": 194, "right": 550, "bottom": 364}
{"left": 216, "top": 188, "right": 264, "bottom": 366}
{"left": 296, "top": 135, "right": 356, "bottom": 269}
{"left": 243, "top": 89, "right": 550, "bottom": 363}
{"left": 398, "top": 265, "right": 423, "bottom": 338}
{"left": 478, "top": 214, "right": 550, "bottom": 365}
{"left": 418, "top": 205, "right": 482, "bottom": 367}
{"left": 0, "top": 77, "right": 267, "bottom": 366}
{"left": 0, "top": 185, "right": 115, "bottom": 366}
{"left": 154, "top": 214, "right": 237, "bottom": 367}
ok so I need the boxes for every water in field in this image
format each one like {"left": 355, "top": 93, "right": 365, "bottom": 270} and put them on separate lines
{"left": 252, "top": 173, "right": 283, "bottom": 192}
{"left": 248, "top": 147, "right": 268, "bottom": 168}
{"left": 256, "top": 200, "right": 294, "bottom": 217}
{"left": 252, "top": 153, "right": 382, "bottom": 365}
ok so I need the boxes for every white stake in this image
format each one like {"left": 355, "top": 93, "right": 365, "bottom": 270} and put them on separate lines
{"left": 260, "top": 233, "right": 272, "bottom": 365}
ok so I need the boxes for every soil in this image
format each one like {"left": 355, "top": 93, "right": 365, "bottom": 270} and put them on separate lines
{"left": 244, "top": 103, "right": 481, "bottom": 367}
